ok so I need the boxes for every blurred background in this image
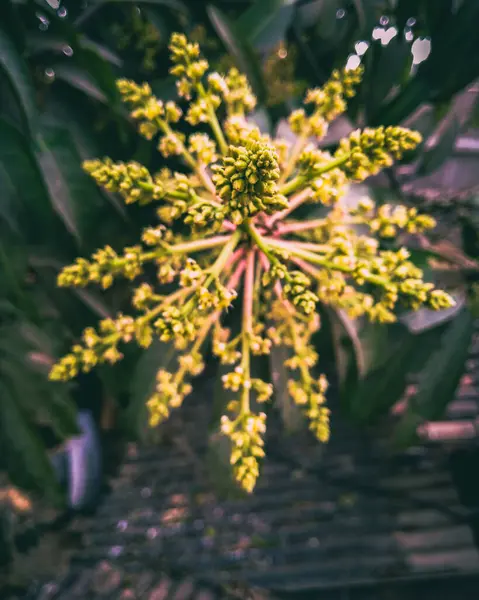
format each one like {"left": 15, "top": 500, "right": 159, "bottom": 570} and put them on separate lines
{"left": 2, "top": 1, "right": 479, "bottom": 598}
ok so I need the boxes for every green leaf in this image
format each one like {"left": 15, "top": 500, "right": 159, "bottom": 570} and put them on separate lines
{"left": 237, "top": 1, "right": 297, "bottom": 53}
{"left": 207, "top": 5, "right": 267, "bottom": 105}
{"left": 365, "top": 37, "right": 412, "bottom": 123}
{"left": 0, "top": 384, "right": 63, "bottom": 505}
{"left": 53, "top": 65, "right": 108, "bottom": 104}
{"left": 127, "top": 339, "right": 177, "bottom": 439}
{"left": 392, "top": 308, "right": 473, "bottom": 448}
{"left": 328, "top": 309, "right": 358, "bottom": 396}
{"left": 35, "top": 135, "right": 80, "bottom": 244}
{"left": 0, "top": 26, "right": 37, "bottom": 137}
{"left": 35, "top": 124, "right": 113, "bottom": 249}
{"left": 424, "top": 0, "right": 455, "bottom": 38}
{"left": 395, "top": 0, "right": 423, "bottom": 29}
{"left": 269, "top": 344, "right": 305, "bottom": 434}
{"left": 43, "top": 391, "right": 80, "bottom": 439}
{"left": 0, "top": 119, "right": 72, "bottom": 256}
{"left": 417, "top": 114, "right": 460, "bottom": 175}
{"left": 0, "top": 163, "right": 20, "bottom": 233}
{"left": 352, "top": 0, "right": 381, "bottom": 34}
{"left": 237, "top": 0, "right": 297, "bottom": 42}
{"left": 77, "top": 37, "right": 124, "bottom": 68}
{"left": 326, "top": 307, "right": 385, "bottom": 398}
{"left": 26, "top": 34, "right": 123, "bottom": 68}
{"left": 91, "top": 0, "right": 188, "bottom": 9}
{"left": 346, "top": 324, "right": 446, "bottom": 423}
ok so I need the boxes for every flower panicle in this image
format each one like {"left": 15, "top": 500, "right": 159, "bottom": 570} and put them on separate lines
{"left": 50, "top": 31, "right": 456, "bottom": 495}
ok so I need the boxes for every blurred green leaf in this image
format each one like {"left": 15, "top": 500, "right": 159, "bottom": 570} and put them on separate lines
{"left": 237, "top": 0, "right": 297, "bottom": 42}
{"left": 417, "top": 114, "right": 460, "bottom": 175}
{"left": 0, "top": 26, "right": 37, "bottom": 137}
{"left": 423, "top": 0, "right": 456, "bottom": 38}
{"left": 207, "top": 4, "right": 267, "bottom": 104}
{"left": 366, "top": 37, "right": 412, "bottom": 123}
{"left": 392, "top": 308, "right": 473, "bottom": 447}
{"left": 0, "top": 384, "right": 63, "bottom": 505}
{"left": 352, "top": 0, "right": 381, "bottom": 34}
{"left": 346, "top": 324, "right": 446, "bottom": 423}
{"left": 26, "top": 34, "right": 123, "bottom": 67}
{"left": 0, "top": 119, "right": 72, "bottom": 255}
{"left": 269, "top": 344, "right": 305, "bottom": 433}
{"left": 395, "top": 0, "right": 423, "bottom": 29}
{"left": 35, "top": 124, "right": 114, "bottom": 249}
{"left": 91, "top": 0, "right": 188, "bottom": 10}
{"left": 127, "top": 339, "right": 177, "bottom": 439}
{"left": 43, "top": 392, "right": 80, "bottom": 439}
{"left": 53, "top": 65, "right": 108, "bottom": 104}
{"left": 237, "top": 0, "right": 297, "bottom": 53}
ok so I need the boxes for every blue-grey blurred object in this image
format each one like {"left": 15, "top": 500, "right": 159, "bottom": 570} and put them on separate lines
{"left": 50, "top": 410, "right": 102, "bottom": 510}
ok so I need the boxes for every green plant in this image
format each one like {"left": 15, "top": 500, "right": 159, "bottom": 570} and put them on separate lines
{"left": 49, "top": 33, "right": 453, "bottom": 493}
{"left": 1, "top": 0, "right": 478, "bottom": 502}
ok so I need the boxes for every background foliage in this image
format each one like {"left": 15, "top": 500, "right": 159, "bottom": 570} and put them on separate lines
{"left": 1, "top": 0, "right": 479, "bottom": 506}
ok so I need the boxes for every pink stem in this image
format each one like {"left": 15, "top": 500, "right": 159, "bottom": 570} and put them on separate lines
{"left": 275, "top": 217, "right": 326, "bottom": 236}
{"left": 226, "top": 258, "right": 246, "bottom": 290}
{"left": 273, "top": 280, "right": 284, "bottom": 301}
{"left": 264, "top": 237, "right": 330, "bottom": 253}
{"left": 290, "top": 257, "right": 320, "bottom": 278}
{"left": 198, "top": 164, "right": 217, "bottom": 196}
{"left": 266, "top": 188, "right": 312, "bottom": 228}
{"left": 259, "top": 252, "right": 270, "bottom": 272}
{"left": 243, "top": 251, "right": 255, "bottom": 333}
{"left": 224, "top": 247, "right": 245, "bottom": 272}
{"left": 222, "top": 220, "right": 236, "bottom": 231}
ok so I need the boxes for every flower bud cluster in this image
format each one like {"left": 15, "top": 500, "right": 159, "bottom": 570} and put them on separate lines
{"left": 188, "top": 133, "right": 217, "bottom": 164}
{"left": 283, "top": 271, "right": 319, "bottom": 315}
{"left": 220, "top": 411, "right": 266, "bottom": 493}
{"left": 58, "top": 245, "right": 146, "bottom": 289}
{"left": 49, "top": 314, "right": 141, "bottom": 381}
{"left": 336, "top": 126, "right": 422, "bottom": 181}
{"left": 83, "top": 159, "right": 164, "bottom": 205}
{"left": 366, "top": 203, "right": 436, "bottom": 238}
{"left": 169, "top": 33, "right": 208, "bottom": 100}
{"left": 221, "top": 67, "right": 257, "bottom": 115}
{"left": 147, "top": 369, "right": 192, "bottom": 427}
{"left": 268, "top": 300, "right": 328, "bottom": 439}
{"left": 288, "top": 376, "right": 330, "bottom": 442}
{"left": 212, "top": 133, "right": 287, "bottom": 224}
{"left": 289, "top": 66, "right": 363, "bottom": 139}
{"left": 212, "top": 325, "right": 241, "bottom": 365}
{"left": 117, "top": 79, "right": 182, "bottom": 144}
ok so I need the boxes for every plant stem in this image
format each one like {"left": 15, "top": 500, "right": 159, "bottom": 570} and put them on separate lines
{"left": 156, "top": 117, "right": 216, "bottom": 192}
{"left": 240, "top": 250, "right": 255, "bottom": 416}
{"left": 274, "top": 241, "right": 389, "bottom": 286}
{"left": 275, "top": 217, "right": 327, "bottom": 235}
{"left": 207, "top": 230, "right": 242, "bottom": 280}
{"left": 198, "top": 82, "right": 228, "bottom": 155}
{"left": 169, "top": 235, "right": 232, "bottom": 255}
{"left": 173, "top": 258, "right": 246, "bottom": 387}
{"left": 264, "top": 237, "right": 331, "bottom": 254}
{"left": 244, "top": 221, "right": 276, "bottom": 265}
{"left": 279, "top": 174, "right": 307, "bottom": 197}
{"left": 279, "top": 153, "right": 350, "bottom": 196}
{"left": 279, "top": 132, "right": 308, "bottom": 185}
{"left": 267, "top": 188, "right": 312, "bottom": 227}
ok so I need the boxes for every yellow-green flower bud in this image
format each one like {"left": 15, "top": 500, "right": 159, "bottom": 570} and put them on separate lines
{"left": 212, "top": 133, "right": 287, "bottom": 224}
